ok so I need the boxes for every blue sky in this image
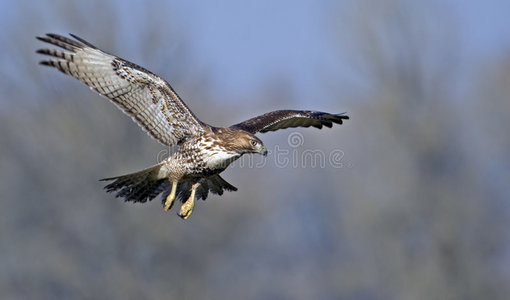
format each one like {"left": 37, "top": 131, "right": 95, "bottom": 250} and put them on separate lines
{"left": 1, "top": 0, "right": 510, "bottom": 106}
{"left": 176, "top": 1, "right": 505, "bottom": 105}
{"left": 170, "top": 0, "right": 510, "bottom": 99}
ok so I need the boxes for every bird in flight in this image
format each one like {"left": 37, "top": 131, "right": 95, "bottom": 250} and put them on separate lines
{"left": 36, "top": 33, "right": 349, "bottom": 219}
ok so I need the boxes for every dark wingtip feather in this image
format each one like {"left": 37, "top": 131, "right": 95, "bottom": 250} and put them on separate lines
{"left": 69, "top": 33, "right": 97, "bottom": 48}
{"left": 35, "top": 36, "right": 48, "bottom": 42}
{"left": 36, "top": 33, "right": 84, "bottom": 51}
{"left": 335, "top": 112, "right": 350, "bottom": 120}
{"left": 323, "top": 121, "right": 333, "bottom": 128}
{"left": 39, "top": 61, "right": 51, "bottom": 66}
{"left": 99, "top": 177, "right": 114, "bottom": 182}
{"left": 326, "top": 112, "right": 349, "bottom": 125}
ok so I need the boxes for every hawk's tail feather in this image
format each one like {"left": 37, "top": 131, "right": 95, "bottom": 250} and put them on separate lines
{"left": 100, "top": 164, "right": 168, "bottom": 203}
{"left": 101, "top": 165, "right": 238, "bottom": 206}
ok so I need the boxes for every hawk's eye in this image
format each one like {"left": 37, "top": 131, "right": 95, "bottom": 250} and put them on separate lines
{"left": 249, "top": 139, "right": 258, "bottom": 147}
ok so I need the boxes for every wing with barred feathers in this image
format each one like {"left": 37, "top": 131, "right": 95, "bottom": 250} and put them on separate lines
{"left": 36, "top": 33, "right": 206, "bottom": 146}
{"left": 230, "top": 110, "right": 349, "bottom": 134}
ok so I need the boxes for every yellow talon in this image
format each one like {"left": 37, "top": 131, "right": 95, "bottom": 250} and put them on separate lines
{"left": 178, "top": 183, "right": 198, "bottom": 219}
{"left": 164, "top": 181, "right": 177, "bottom": 211}
{"left": 179, "top": 198, "right": 195, "bottom": 219}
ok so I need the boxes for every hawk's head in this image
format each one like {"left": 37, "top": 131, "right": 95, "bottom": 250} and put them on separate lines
{"left": 214, "top": 128, "right": 267, "bottom": 156}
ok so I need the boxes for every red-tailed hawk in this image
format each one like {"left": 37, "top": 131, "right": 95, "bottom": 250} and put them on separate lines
{"left": 36, "top": 33, "right": 349, "bottom": 219}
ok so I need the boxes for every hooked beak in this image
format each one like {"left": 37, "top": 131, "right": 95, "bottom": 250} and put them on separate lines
{"left": 259, "top": 145, "right": 268, "bottom": 156}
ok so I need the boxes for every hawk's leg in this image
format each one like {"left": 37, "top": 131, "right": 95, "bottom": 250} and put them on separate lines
{"left": 164, "top": 181, "right": 178, "bottom": 211}
{"left": 179, "top": 182, "right": 199, "bottom": 219}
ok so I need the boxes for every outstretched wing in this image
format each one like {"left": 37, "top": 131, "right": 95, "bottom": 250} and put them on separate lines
{"left": 36, "top": 33, "right": 205, "bottom": 146}
{"left": 231, "top": 110, "right": 349, "bottom": 134}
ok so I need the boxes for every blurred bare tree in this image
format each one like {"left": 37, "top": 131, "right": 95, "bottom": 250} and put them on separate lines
{"left": 326, "top": 0, "right": 510, "bottom": 299}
